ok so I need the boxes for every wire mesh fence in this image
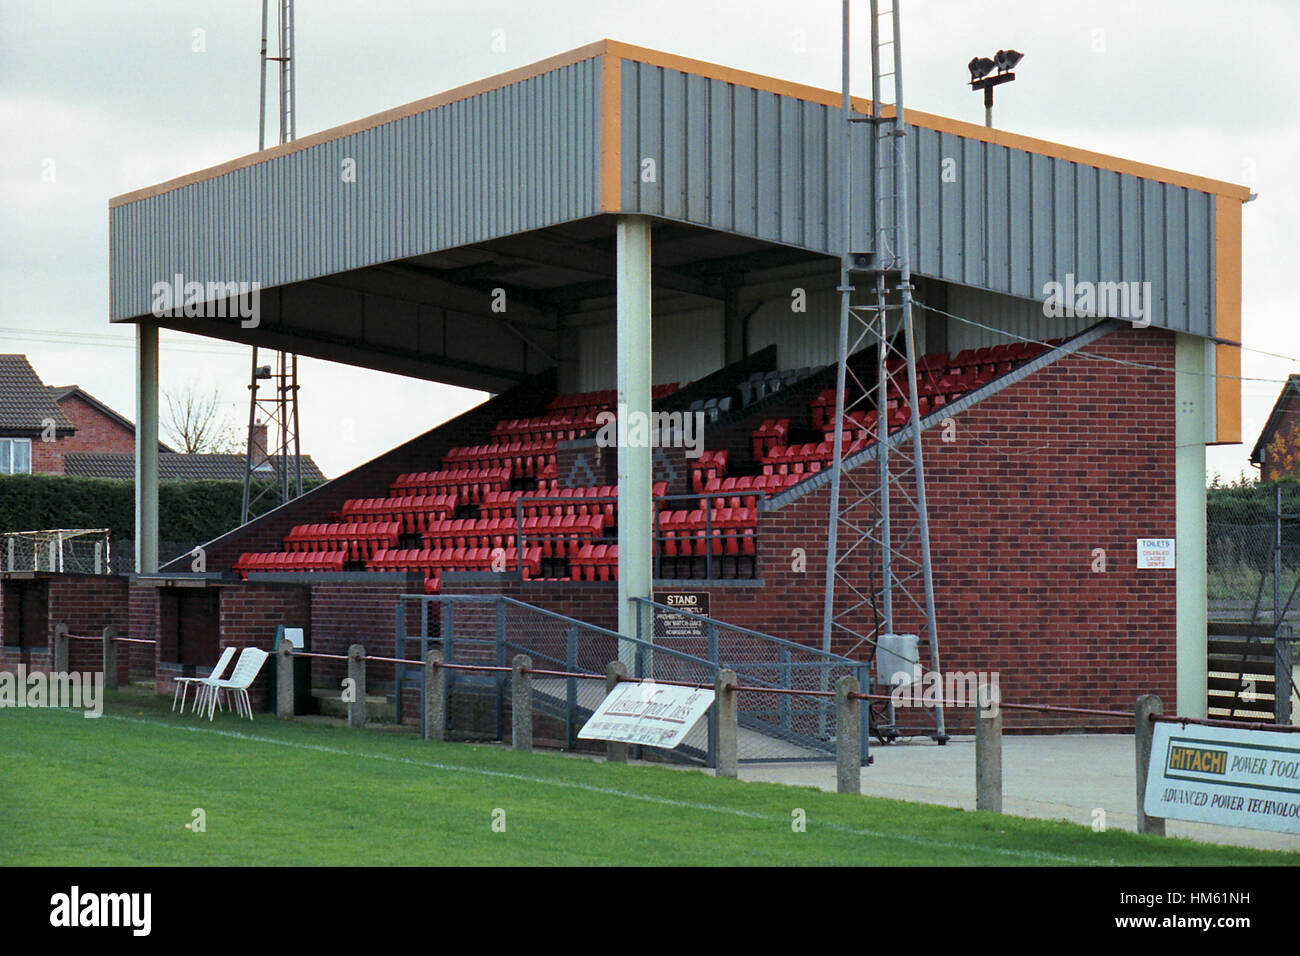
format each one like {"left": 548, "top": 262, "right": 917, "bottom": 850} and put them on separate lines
{"left": 634, "top": 597, "right": 870, "bottom": 761}
{"left": 0, "top": 529, "right": 111, "bottom": 574}
{"left": 1208, "top": 485, "right": 1300, "bottom": 620}
{"left": 108, "top": 540, "right": 206, "bottom": 575}
{"left": 1206, "top": 484, "right": 1300, "bottom": 723}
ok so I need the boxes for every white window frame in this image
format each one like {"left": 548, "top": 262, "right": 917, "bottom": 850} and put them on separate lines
{"left": 0, "top": 437, "right": 33, "bottom": 474}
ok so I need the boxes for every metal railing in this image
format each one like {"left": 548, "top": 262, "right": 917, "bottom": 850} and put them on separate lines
{"left": 633, "top": 597, "right": 871, "bottom": 761}
{"left": 391, "top": 594, "right": 871, "bottom": 765}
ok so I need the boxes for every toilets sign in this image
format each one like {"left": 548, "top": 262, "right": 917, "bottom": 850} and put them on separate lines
{"left": 1136, "top": 538, "right": 1175, "bottom": 569}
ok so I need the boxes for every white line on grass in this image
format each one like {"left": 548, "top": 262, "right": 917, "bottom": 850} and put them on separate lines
{"left": 62, "top": 713, "right": 1114, "bottom": 865}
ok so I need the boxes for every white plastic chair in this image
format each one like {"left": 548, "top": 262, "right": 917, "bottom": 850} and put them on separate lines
{"left": 172, "top": 646, "right": 236, "bottom": 714}
{"left": 204, "top": 647, "right": 270, "bottom": 720}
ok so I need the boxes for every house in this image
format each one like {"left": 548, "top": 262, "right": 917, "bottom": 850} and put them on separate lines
{"left": 0, "top": 354, "right": 75, "bottom": 475}
{"left": 0, "top": 354, "right": 324, "bottom": 481}
{"left": 1250, "top": 375, "right": 1300, "bottom": 481}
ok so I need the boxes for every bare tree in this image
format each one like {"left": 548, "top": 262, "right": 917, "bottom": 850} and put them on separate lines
{"left": 162, "top": 383, "right": 242, "bottom": 454}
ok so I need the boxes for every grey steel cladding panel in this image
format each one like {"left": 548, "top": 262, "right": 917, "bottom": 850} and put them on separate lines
{"left": 618, "top": 58, "right": 1216, "bottom": 337}
{"left": 110, "top": 57, "right": 602, "bottom": 321}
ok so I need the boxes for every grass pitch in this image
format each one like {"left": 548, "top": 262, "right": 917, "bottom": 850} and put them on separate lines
{"left": 1, "top": 690, "right": 1296, "bottom": 867}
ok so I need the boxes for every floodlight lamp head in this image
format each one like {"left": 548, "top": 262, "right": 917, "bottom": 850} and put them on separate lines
{"left": 995, "top": 49, "right": 1024, "bottom": 73}
{"left": 969, "top": 56, "right": 995, "bottom": 82}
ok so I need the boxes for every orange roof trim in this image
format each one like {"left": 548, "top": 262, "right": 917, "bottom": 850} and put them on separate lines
{"left": 111, "top": 38, "right": 1252, "bottom": 210}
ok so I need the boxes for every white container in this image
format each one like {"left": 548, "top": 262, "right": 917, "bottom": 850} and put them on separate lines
{"left": 876, "top": 633, "right": 920, "bottom": 688}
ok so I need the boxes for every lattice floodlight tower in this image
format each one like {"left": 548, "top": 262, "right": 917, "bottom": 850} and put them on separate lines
{"left": 822, "top": 0, "right": 947, "bottom": 742}
{"left": 242, "top": 0, "right": 304, "bottom": 524}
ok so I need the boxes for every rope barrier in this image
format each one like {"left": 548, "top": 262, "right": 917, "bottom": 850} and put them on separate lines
{"left": 284, "top": 651, "right": 1300, "bottom": 732}
{"left": 523, "top": 667, "right": 604, "bottom": 680}
{"left": 1151, "top": 714, "right": 1300, "bottom": 734}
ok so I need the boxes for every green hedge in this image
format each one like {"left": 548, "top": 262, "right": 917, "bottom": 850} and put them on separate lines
{"left": 0, "top": 474, "right": 324, "bottom": 543}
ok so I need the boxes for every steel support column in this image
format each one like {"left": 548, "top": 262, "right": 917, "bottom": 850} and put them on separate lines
{"left": 1174, "top": 334, "right": 1210, "bottom": 718}
{"left": 616, "top": 215, "right": 653, "bottom": 664}
{"left": 135, "top": 320, "right": 159, "bottom": 573}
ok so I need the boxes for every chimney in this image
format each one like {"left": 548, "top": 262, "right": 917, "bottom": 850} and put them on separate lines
{"left": 251, "top": 421, "right": 270, "bottom": 470}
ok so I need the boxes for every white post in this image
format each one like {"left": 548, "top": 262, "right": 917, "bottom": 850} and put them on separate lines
{"left": 616, "top": 215, "right": 653, "bottom": 665}
{"left": 136, "top": 320, "right": 160, "bottom": 574}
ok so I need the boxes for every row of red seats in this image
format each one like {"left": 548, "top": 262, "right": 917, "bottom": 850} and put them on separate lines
{"left": 419, "top": 514, "right": 606, "bottom": 555}
{"left": 479, "top": 482, "right": 668, "bottom": 520}
{"left": 571, "top": 544, "right": 618, "bottom": 581}
{"left": 491, "top": 414, "right": 602, "bottom": 442}
{"left": 283, "top": 521, "right": 401, "bottom": 559}
{"left": 442, "top": 440, "right": 556, "bottom": 477}
{"left": 335, "top": 494, "right": 457, "bottom": 533}
{"left": 233, "top": 551, "right": 346, "bottom": 579}
{"left": 547, "top": 388, "right": 617, "bottom": 413}
{"left": 389, "top": 467, "right": 510, "bottom": 503}
{"left": 689, "top": 449, "right": 729, "bottom": 493}
{"left": 368, "top": 546, "right": 543, "bottom": 578}
{"left": 545, "top": 382, "right": 680, "bottom": 415}
{"left": 658, "top": 508, "right": 757, "bottom": 557}
{"left": 752, "top": 419, "right": 790, "bottom": 459}
{"left": 701, "top": 473, "right": 802, "bottom": 508}
{"left": 519, "top": 514, "right": 606, "bottom": 558}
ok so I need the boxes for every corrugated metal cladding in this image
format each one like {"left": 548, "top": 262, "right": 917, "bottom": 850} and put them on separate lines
{"left": 110, "top": 58, "right": 602, "bottom": 321}
{"left": 619, "top": 60, "right": 1218, "bottom": 339}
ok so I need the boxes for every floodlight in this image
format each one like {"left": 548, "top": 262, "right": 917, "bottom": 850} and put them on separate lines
{"left": 995, "top": 49, "right": 1024, "bottom": 73}
{"left": 968, "top": 56, "right": 995, "bottom": 81}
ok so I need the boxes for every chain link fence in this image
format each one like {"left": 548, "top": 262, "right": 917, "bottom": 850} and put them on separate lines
{"left": 1208, "top": 485, "right": 1300, "bottom": 623}
{"left": 1206, "top": 484, "right": 1300, "bottom": 723}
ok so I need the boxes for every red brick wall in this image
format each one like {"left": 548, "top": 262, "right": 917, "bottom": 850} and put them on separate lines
{"left": 1261, "top": 397, "right": 1300, "bottom": 481}
{"left": 698, "top": 326, "right": 1179, "bottom": 731}
{"left": 307, "top": 578, "right": 421, "bottom": 689}
{"left": 46, "top": 576, "right": 132, "bottom": 679}
{"left": 29, "top": 436, "right": 64, "bottom": 475}
{"left": 217, "top": 583, "right": 312, "bottom": 711}
{"left": 55, "top": 395, "right": 137, "bottom": 457}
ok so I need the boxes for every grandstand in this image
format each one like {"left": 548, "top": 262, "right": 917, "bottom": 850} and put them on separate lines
{"left": 1, "top": 40, "right": 1250, "bottom": 738}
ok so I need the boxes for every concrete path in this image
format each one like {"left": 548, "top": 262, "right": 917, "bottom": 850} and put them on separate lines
{"left": 740, "top": 734, "right": 1300, "bottom": 853}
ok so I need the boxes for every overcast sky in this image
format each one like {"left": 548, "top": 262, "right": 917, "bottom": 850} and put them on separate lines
{"left": 2, "top": 0, "right": 1295, "bottom": 480}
